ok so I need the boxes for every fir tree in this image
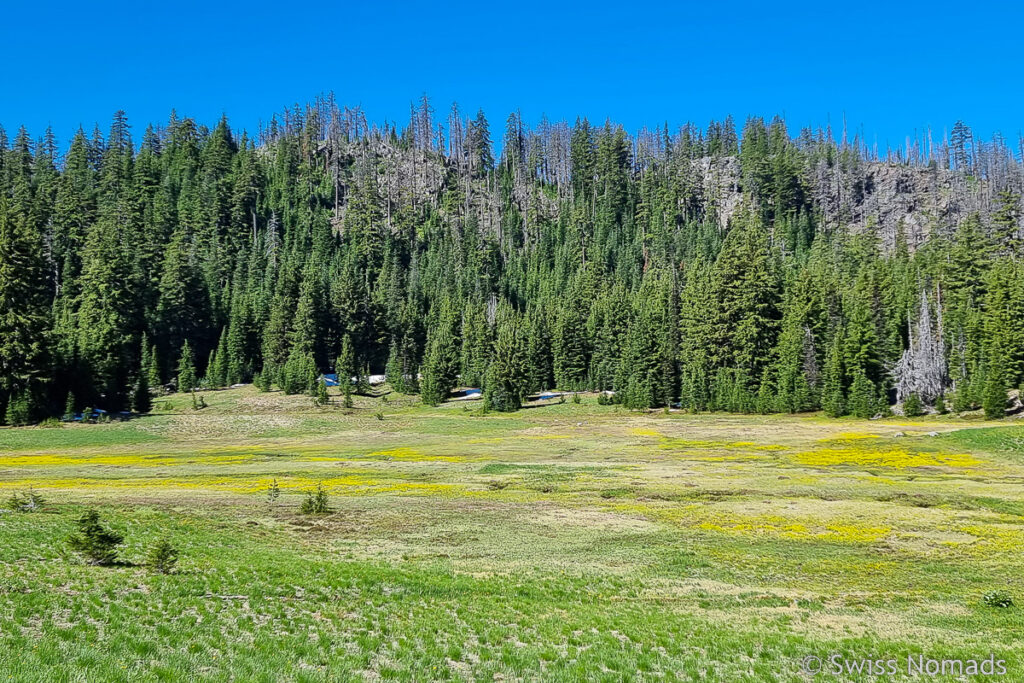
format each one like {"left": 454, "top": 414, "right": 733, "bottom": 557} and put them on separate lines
{"left": 132, "top": 340, "right": 152, "bottom": 413}
{"left": 821, "top": 333, "right": 846, "bottom": 417}
{"left": 847, "top": 371, "right": 878, "bottom": 419}
{"left": 176, "top": 341, "right": 197, "bottom": 393}
{"left": 336, "top": 335, "right": 356, "bottom": 407}
{"left": 421, "top": 305, "right": 460, "bottom": 406}
{"left": 983, "top": 356, "right": 1007, "bottom": 419}
{"left": 484, "top": 315, "right": 529, "bottom": 412}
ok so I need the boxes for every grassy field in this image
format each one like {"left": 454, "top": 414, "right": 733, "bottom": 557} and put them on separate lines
{"left": 1, "top": 386, "right": 1022, "bottom": 681}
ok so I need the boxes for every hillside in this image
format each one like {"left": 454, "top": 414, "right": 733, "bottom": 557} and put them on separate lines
{"left": 1, "top": 100, "right": 1023, "bottom": 424}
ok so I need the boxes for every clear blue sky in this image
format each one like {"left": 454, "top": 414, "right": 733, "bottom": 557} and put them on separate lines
{"left": 3, "top": 0, "right": 1022, "bottom": 152}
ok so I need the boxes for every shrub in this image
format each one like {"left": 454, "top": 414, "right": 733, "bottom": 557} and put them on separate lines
{"left": 572, "top": 392, "right": 582, "bottom": 404}
{"left": 147, "top": 539, "right": 179, "bottom": 574}
{"left": 4, "top": 391, "right": 32, "bottom": 426}
{"left": 299, "top": 483, "right": 330, "bottom": 514}
{"left": 983, "top": 590, "right": 1014, "bottom": 608}
{"left": 254, "top": 370, "right": 271, "bottom": 392}
{"left": 267, "top": 478, "right": 280, "bottom": 505}
{"left": 6, "top": 488, "right": 44, "bottom": 512}
{"left": 68, "top": 510, "right": 123, "bottom": 566}
{"left": 375, "top": 411, "right": 384, "bottom": 421}
{"left": 902, "top": 393, "right": 923, "bottom": 417}
{"left": 312, "top": 381, "right": 329, "bottom": 407}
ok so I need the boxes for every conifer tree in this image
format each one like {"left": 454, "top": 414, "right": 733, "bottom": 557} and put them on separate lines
{"left": 421, "top": 300, "right": 460, "bottom": 406}
{"left": 336, "top": 335, "right": 356, "bottom": 407}
{"left": 176, "top": 341, "right": 197, "bottom": 393}
{"left": 484, "top": 315, "right": 529, "bottom": 412}
{"left": 983, "top": 356, "right": 1007, "bottom": 419}
{"left": 848, "top": 371, "right": 878, "bottom": 419}
{"left": 553, "top": 280, "right": 591, "bottom": 390}
{"left": 208, "top": 327, "right": 229, "bottom": 388}
{"left": 821, "top": 333, "right": 846, "bottom": 417}
{"left": 132, "top": 341, "right": 152, "bottom": 414}
{"left": 0, "top": 193, "right": 50, "bottom": 422}
{"left": 147, "top": 342, "right": 162, "bottom": 388}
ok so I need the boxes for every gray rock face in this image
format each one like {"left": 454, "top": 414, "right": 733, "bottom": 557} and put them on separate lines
{"left": 696, "top": 156, "right": 1022, "bottom": 252}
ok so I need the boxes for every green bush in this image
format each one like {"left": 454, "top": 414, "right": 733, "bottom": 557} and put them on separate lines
{"left": 299, "top": 483, "right": 330, "bottom": 514}
{"left": 68, "top": 510, "right": 124, "bottom": 566}
{"left": 983, "top": 590, "right": 1014, "bottom": 608}
{"left": 6, "top": 488, "right": 44, "bottom": 512}
{"left": 4, "top": 391, "right": 32, "bottom": 426}
{"left": 902, "top": 393, "right": 923, "bottom": 417}
{"left": 147, "top": 539, "right": 179, "bottom": 574}
{"left": 312, "top": 381, "right": 329, "bottom": 407}
{"left": 253, "top": 370, "right": 271, "bottom": 392}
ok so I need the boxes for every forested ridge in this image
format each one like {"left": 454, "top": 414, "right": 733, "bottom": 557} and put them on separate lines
{"left": 1, "top": 95, "right": 1023, "bottom": 422}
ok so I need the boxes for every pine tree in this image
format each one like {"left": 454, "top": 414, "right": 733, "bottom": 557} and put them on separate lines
{"left": 848, "top": 371, "right": 878, "bottom": 419}
{"left": 821, "top": 333, "right": 846, "bottom": 417}
{"left": 336, "top": 335, "right": 356, "bottom": 407}
{"left": 983, "top": 356, "right": 1007, "bottom": 419}
{"left": 421, "top": 301, "right": 460, "bottom": 406}
{"left": 553, "top": 281, "right": 591, "bottom": 390}
{"left": 282, "top": 348, "right": 317, "bottom": 395}
{"left": 484, "top": 315, "right": 529, "bottom": 412}
{"left": 618, "top": 271, "right": 673, "bottom": 409}
{"left": 525, "top": 307, "right": 555, "bottom": 393}
{"left": 176, "top": 341, "right": 197, "bottom": 393}
{"left": 459, "top": 302, "right": 491, "bottom": 388}
{"left": 992, "top": 190, "right": 1021, "bottom": 255}
{"left": 147, "top": 342, "right": 162, "bottom": 388}
{"left": 4, "top": 392, "right": 31, "bottom": 426}
{"left": 132, "top": 339, "right": 152, "bottom": 413}
{"left": 0, "top": 192, "right": 50, "bottom": 422}
{"left": 208, "top": 327, "right": 229, "bottom": 388}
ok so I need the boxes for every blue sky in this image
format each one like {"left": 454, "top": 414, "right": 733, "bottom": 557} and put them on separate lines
{"left": 2, "top": 0, "right": 1022, "bottom": 152}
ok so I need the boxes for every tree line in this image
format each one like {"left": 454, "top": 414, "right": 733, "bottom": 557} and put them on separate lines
{"left": 0, "top": 96, "right": 1022, "bottom": 422}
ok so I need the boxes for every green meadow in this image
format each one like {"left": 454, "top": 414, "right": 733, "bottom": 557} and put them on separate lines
{"left": 1, "top": 386, "right": 1022, "bottom": 681}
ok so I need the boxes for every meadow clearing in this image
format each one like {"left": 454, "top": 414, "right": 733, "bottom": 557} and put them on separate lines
{"left": 1, "top": 386, "right": 1022, "bottom": 681}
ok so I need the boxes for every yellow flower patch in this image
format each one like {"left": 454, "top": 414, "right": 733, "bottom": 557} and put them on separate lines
{"left": 364, "top": 447, "right": 466, "bottom": 462}
{"left": 466, "top": 435, "right": 571, "bottom": 444}
{"left": 0, "top": 473, "right": 461, "bottom": 497}
{"left": 696, "top": 519, "right": 890, "bottom": 543}
{"left": 952, "top": 525, "right": 1024, "bottom": 554}
{"left": 793, "top": 448, "right": 980, "bottom": 469}
{"left": 820, "top": 432, "right": 882, "bottom": 442}
{"left": 0, "top": 452, "right": 256, "bottom": 467}
{"left": 658, "top": 438, "right": 788, "bottom": 452}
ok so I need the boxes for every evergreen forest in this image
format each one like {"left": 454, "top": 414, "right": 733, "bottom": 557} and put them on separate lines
{"left": 2, "top": 96, "right": 1022, "bottom": 422}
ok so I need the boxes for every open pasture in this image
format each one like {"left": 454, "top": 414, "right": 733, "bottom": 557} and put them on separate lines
{"left": 1, "top": 386, "right": 1022, "bottom": 681}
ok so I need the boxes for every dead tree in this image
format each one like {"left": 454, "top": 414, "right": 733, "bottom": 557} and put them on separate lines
{"left": 893, "top": 289, "right": 948, "bottom": 405}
